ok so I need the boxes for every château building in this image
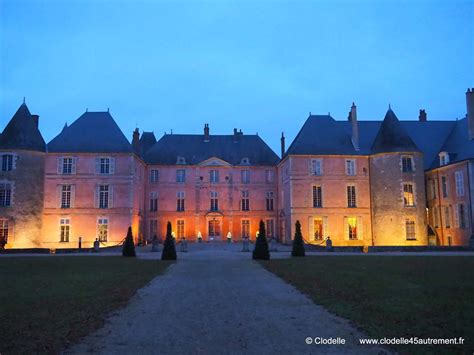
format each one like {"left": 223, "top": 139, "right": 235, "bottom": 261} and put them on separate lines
{"left": 0, "top": 89, "right": 473, "bottom": 249}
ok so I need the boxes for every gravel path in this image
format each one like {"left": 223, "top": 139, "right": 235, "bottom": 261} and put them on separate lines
{"left": 66, "top": 247, "right": 388, "bottom": 355}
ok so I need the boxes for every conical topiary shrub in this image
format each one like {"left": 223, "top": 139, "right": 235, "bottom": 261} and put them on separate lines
{"left": 122, "top": 226, "right": 136, "bottom": 257}
{"left": 161, "top": 221, "right": 177, "bottom": 260}
{"left": 252, "top": 220, "right": 270, "bottom": 260}
{"left": 292, "top": 220, "right": 305, "bottom": 257}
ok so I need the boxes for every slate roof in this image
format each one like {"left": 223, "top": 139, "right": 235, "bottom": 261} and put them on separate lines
{"left": 48, "top": 111, "right": 133, "bottom": 153}
{"left": 286, "top": 109, "right": 467, "bottom": 171}
{"left": 0, "top": 103, "right": 46, "bottom": 151}
{"left": 371, "top": 109, "right": 420, "bottom": 154}
{"left": 139, "top": 132, "right": 157, "bottom": 157}
{"left": 144, "top": 134, "right": 280, "bottom": 166}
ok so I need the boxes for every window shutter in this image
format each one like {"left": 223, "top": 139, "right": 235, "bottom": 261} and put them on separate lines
{"left": 108, "top": 186, "right": 114, "bottom": 208}
{"left": 454, "top": 204, "right": 460, "bottom": 228}
{"left": 110, "top": 158, "right": 115, "bottom": 174}
{"left": 308, "top": 159, "right": 313, "bottom": 175}
{"left": 344, "top": 217, "right": 348, "bottom": 240}
{"left": 95, "top": 158, "right": 100, "bottom": 174}
{"left": 71, "top": 157, "right": 77, "bottom": 174}
{"left": 357, "top": 217, "right": 363, "bottom": 240}
{"left": 57, "top": 185, "right": 62, "bottom": 208}
{"left": 12, "top": 154, "right": 17, "bottom": 170}
{"left": 94, "top": 185, "right": 99, "bottom": 208}
{"left": 58, "top": 157, "right": 63, "bottom": 174}
{"left": 70, "top": 185, "right": 76, "bottom": 208}
{"left": 323, "top": 217, "right": 329, "bottom": 238}
{"left": 466, "top": 205, "right": 471, "bottom": 228}
{"left": 308, "top": 217, "right": 314, "bottom": 241}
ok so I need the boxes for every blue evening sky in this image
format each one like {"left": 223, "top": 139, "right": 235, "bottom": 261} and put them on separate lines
{"left": 1, "top": 0, "right": 473, "bottom": 155}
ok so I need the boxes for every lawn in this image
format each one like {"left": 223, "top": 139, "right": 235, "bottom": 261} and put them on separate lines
{"left": 262, "top": 256, "right": 474, "bottom": 354}
{"left": 0, "top": 256, "right": 170, "bottom": 354}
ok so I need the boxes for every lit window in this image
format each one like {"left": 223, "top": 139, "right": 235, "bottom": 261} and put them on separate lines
{"left": 313, "top": 186, "right": 322, "bottom": 208}
{"left": 176, "top": 169, "right": 186, "bottom": 183}
{"left": 241, "top": 170, "right": 250, "bottom": 184}
{"left": 403, "top": 184, "right": 415, "bottom": 207}
{"left": 347, "top": 185, "right": 356, "bottom": 208}
{"left": 313, "top": 218, "right": 324, "bottom": 240}
{"left": 0, "top": 183, "right": 12, "bottom": 207}
{"left": 241, "top": 191, "right": 250, "bottom": 211}
{"left": 0, "top": 219, "right": 9, "bottom": 247}
{"left": 455, "top": 171, "right": 464, "bottom": 196}
{"left": 150, "top": 169, "right": 159, "bottom": 183}
{"left": 60, "top": 218, "right": 70, "bottom": 242}
{"left": 347, "top": 217, "right": 358, "bottom": 240}
{"left": 177, "top": 191, "right": 185, "bottom": 212}
{"left": 405, "top": 219, "right": 416, "bottom": 240}
{"left": 266, "top": 192, "right": 274, "bottom": 211}
{"left": 311, "top": 159, "right": 323, "bottom": 176}
{"left": 210, "top": 170, "right": 219, "bottom": 183}
{"left": 149, "top": 192, "right": 158, "bottom": 212}
{"left": 401, "top": 156, "right": 414, "bottom": 173}
{"left": 98, "top": 218, "right": 108, "bottom": 242}
{"left": 345, "top": 159, "right": 356, "bottom": 176}
{"left": 177, "top": 220, "right": 185, "bottom": 239}
{"left": 1, "top": 154, "right": 13, "bottom": 171}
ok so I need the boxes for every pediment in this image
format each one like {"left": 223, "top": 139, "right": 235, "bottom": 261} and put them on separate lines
{"left": 198, "top": 157, "right": 231, "bottom": 167}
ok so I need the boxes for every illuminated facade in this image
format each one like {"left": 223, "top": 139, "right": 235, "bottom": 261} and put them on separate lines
{"left": 0, "top": 89, "right": 473, "bottom": 249}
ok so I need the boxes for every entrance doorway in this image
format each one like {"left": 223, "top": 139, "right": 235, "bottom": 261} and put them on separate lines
{"left": 208, "top": 218, "right": 221, "bottom": 241}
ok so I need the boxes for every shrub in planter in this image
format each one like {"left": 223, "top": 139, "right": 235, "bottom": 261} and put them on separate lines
{"left": 252, "top": 220, "right": 270, "bottom": 260}
{"left": 291, "top": 220, "right": 305, "bottom": 257}
{"left": 161, "top": 221, "right": 177, "bottom": 260}
{"left": 122, "top": 226, "right": 136, "bottom": 257}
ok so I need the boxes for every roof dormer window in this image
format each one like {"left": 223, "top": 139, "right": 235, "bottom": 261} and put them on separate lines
{"left": 240, "top": 157, "right": 250, "bottom": 165}
{"left": 177, "top": 156, "right": 186, "bottom": 165}
{"left": 439, "top": 152, "right": 449, "bottom": 166}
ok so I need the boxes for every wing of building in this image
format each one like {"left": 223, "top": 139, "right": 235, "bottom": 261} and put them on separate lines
{"left": 0, "top": 88, "right": 473, "bottom": 249}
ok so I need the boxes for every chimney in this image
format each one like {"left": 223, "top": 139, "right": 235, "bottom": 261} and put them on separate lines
{"left": 204, "top": 123, "right": 210, "bottom": 142}
{"left": 132, "top": 128, "right": 140, "bottom": 153}
{"left": 350, "top": 102, "right": 359, "bottom": 151}
{"left": 467, "top": 88, "right": 474, "bottom": 140}
{"left": 31, "top": 114, "right": 39, "bottom": 128}
{"left": 419, "top": 109, "right": 427, "bottom": 122}
{"left": 281, "top": 132, "right": 285, "bottom": 158}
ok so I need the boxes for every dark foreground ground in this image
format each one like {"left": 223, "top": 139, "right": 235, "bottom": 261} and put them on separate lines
{"left": 263, "top": 255, "right": 474, "bottom": 354}
{"left": 0, "top": 256, "right": 169, "bottom": 354}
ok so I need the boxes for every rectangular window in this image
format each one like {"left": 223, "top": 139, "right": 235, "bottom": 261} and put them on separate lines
{"left": 430, "top": 179, "right": 437, "bottom": 200}
{"left": 98, "top": 218, "right": 108, "bottom": 242}
{"left": 150, "top": 169, "right": 159, "bottom": 183}
{"left": 100, "top": 157, "right": 110, "bottom": 174}
{"left": 441, "top": 176, "right": 448, "bottom": 198}
{"left": 434, "top": 207, "right": 440, "bottom": 228}
{"left": 241, "top": 219, "right": 250, "bottom": 238}
{"left": 241, "top": 170, "right": 250, "bottom": 184}
{"left": 445, "top": 206, "right": 451, "bottom": 228}
{"left": 241, "top": 190, "right": 250, "bottom": 211}
{"left": 266, "top": 192, "right": 274, "bottom": 211}
{"left": 60, "top": 218, "right": 70, "bottom": 242}
{"left": 0, "top": 219, "right": 9, "bottom": 246}
{"left": 313, "top": 218, "right": 324, "bottom": 240}
{"left": 149, "top": 219, "right": 158, "bottom": 239}
{"left": 61, "top": 185, "right": 72, "bottom": 208}
{"left": 313, "top": 186, "right": 322, "bottom": 208}
{"left": 347, "top": 217, "right": 358, "bottom": 240}
{"left": 62, "top": 157, "right": 73, "bottom": 174}
{"left": 1, "top": 154, "right": 13, "bottom": 171}
{"left": 210, "top": 191, "right": 218, "bottom": 211}
{"left": 265, "top": 219, "right": 274, "bottom": 238}
{"left": 176, "top": 169, "right": 186, "bottom": 183}
{"left": 455, "top": 171, "right": 465, "bottom": 196}
{"left": 99, "top": 185, "right": 109, "bottom": 209}
{"left": 403, "top": 184, "right": 415, "bottom": 207}
{"left": 177, "top": 220, "right": 185, "bottom": 239}
{"left": 459, "top": 204, "right": 467, "bottom": 229}
{"left": 210, "top": 170, "right": 219, "bottom": 183}
{"left": 149, "top": 192, "right": 158, "bottom": 212}
{"left": 0, "top": 183, "right": 12, "bottom": 207}
{"left": 345, "top": 159, "right": 356, "bottom": 176}
{"left": 347, "top": 185, "right": 356, "bottom": 208}
{"left": 405, "top": 219, "right": 416, "bottom": 240}
{"left": 311, "top": 159, "right": 323, "bottom": 175}
{"left": 177, "top": 191, "right": 185, "bottom": 212}
{"left": 265, "top": 170, "right": 275, "bottom": 183}
{"left": 401, "top": 156, "right": 414, "bottom": 172}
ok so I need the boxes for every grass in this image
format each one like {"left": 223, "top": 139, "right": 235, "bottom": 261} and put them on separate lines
{"left": 262, "top": 256, "right": 474, "bottom": 354}
{"left": 0, "top": 256, "right": 170, "bottom": 354}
